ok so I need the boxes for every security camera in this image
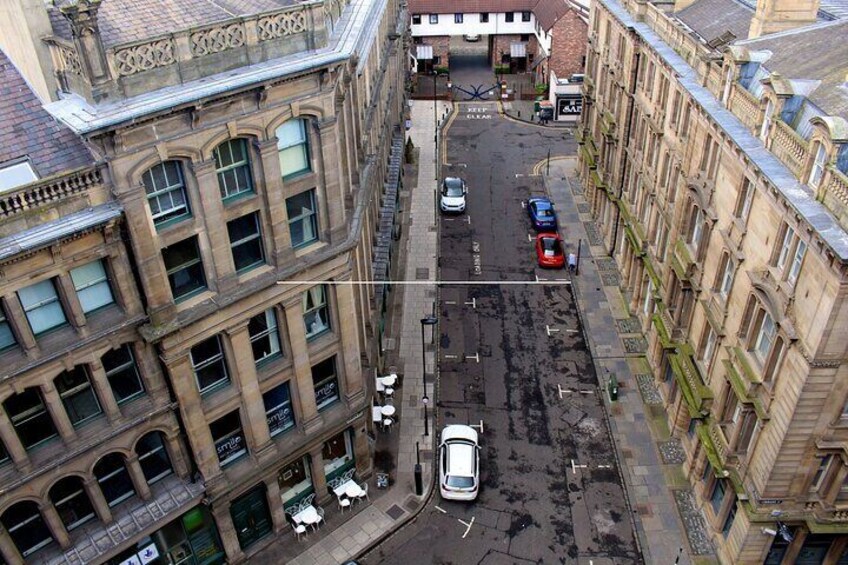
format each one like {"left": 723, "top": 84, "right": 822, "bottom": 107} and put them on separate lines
{"left": 762, "top": 527, "right": 777, "bottom": 536}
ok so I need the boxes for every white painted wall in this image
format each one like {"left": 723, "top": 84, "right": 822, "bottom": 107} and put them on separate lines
{"left": 411, "top": 12, "right": 537, "bottom": 37}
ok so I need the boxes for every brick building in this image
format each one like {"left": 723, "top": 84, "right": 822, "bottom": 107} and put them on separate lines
{"left": 580, "top": 0, "right": 848, "bottom": 560}
{"left": 0, "top": 0, "right": 407, "bottom": 562}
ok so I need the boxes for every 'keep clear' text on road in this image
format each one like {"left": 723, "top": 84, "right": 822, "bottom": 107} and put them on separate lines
{"left": 466, "top": 107, "right": 492, "bottom": 120}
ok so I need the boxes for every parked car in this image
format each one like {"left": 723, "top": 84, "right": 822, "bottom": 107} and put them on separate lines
{"left": 535, "top": 233, "right": 565, "bottom": 269}
{"left": 464, "top": 34, "right": 480, "bottom": 42}
{"left": 439, "top": 425, "right": 480, "bottom": 501}
{"left": 440, "top": 177, "right": 467, "bottom": 213}
{"left": 527, "top": 197, "right": 557, "bottom": 231}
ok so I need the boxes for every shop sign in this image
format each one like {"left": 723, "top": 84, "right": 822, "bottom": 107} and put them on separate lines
{"left": 315, "top": 380, "right": 339, "bottom": 407}
{"left": 557, "top": 96, "right": 583, "bottom": 116}
{"left": 119, "top": 557, "right": 141, "bottom": 565}
{"left": 138, "top": 544, "right": 160, "bottom": 564}
{"left": 215, "top": 434, "right": 244, "bottom": 462}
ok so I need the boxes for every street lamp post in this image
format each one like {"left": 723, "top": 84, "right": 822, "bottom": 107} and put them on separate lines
{"left": 420, "top": 315, "right": 438, "bottom": 437}
{"left": 433, "top": 70, "right": 438, "bottom": 181}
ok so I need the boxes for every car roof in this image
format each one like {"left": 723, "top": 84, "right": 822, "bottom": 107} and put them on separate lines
{"left": 529, "top": 198, "right": 552, "bottom": 209}
{"left": 446, "top": 442, "right": 476, "bottom": 476}
{"left": 444, "top": 177, "right": 464, "bottom": 187}
{"left": 537, "top": 232, "right": 561, "bottom": 240}
{"left": 441, "top": 424, "right": 478, "bottom": 443}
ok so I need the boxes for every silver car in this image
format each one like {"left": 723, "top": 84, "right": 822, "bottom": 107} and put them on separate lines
{"left": 439, "top": 425, "right": 480, "bottom": 501}
{"left": 440, "top": 177, "right": 467, "bottom": 213}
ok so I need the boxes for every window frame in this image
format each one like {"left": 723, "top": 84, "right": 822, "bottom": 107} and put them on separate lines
{"left": 454, "top": 13, "right": 463, "bottom": 23}
{"left": 809, "top": 142, "right": 827, "bottom": 188}
{"left": 102, "top": 345, "right": 145, "bottom": 404}
{"left": 303, "top": 285, "right": 331, "bottom": 340}
{"left": 429, "top": 13, "right": 438, "bottom": 24}
{"left": 760, "top": 99, "right": 774, "bottom": 141}
{"left": 95, "top": 454, "right": 136, "bottom": 507}
{"left": 276, "top": 119, "right": 311, "bottom": 179}
{"left": 248, "top": 309, "right": 282, "bottom": 365}
{"left": 142, "top": 161, "right": 191, "bottom": 226}
{"left": 210, "top": 411, "right": 248, "bottom": 467}
{"left": 0, "top": 304, "right": 17, "bottom": 351}
{"left": 786, "top": 239, "right": 807, "bottom": 286}
{"left": 718, "top": 253, "right": 735, "bottom": 297}
{"left": 214, "top": 138, "right": 255, "bottom": 201}
{"left": 286, "top": 189, "right": 320, "bottom": 249}
{"left": 5, "top": 388, "right": 58, "bottom": 450}
{"left": 735, "top": 178, "right": 754, "bottom": 219}
{"left": 412, "top": 13, "right": 421, "bottom": 24}
{"left": 162, "top": 236, "right": 207, "bottom": 302}
{"left": 227, "top": 212, "right": 265, "bottom": 273}
{"left": 136, "top": 432, "right": 173, "bottom": 485}
{"left": 312, "top": 356, "right": 340, "bottom": 411}
{"left": 191, "top": 335, "right": 231, "bottom": 395}
{"left": 18, "top": 279, "right": 67, "bottom": 335}
{"left": 55, "top": 366, "right": 103, "bottom": 428}
{"left": 752, "top": 311, "right": 776, "bottom": 363}
{"left": 479, "top": 12, "right": 489, "bottom": 22}
{"left": 50, "top": 477, "right": 95, "bottom": 531}
{"left": 2, "top": 502, "right": 53, "bottom": 557}
{"left": 505, "top": 12, "right": 515, "bottom": 22}
{"left": 263, "top": 382, "right": 296, "bottom": 438}
{"left": 521, "top": 11, "right": 531, "bottom": 21}
{"left": 70, "top": 259, "right": 115, "bottom": 314}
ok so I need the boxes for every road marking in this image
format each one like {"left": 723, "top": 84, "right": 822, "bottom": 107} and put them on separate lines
{"left": 444, "top": 354, "right": 459, "bottom": 360}
{"left": 466, "top": 215, "right": 471, "bottom": 225}
{"left": 444, "top": 163, "right": 468, "bottom": 168}
{"left": 435, "top": 506, "right": 447, "bottom": 514}
{"left": 444, "top": 300, "right": 457, "bottom": 305}
{"left": 458, "top": 516, "right": 475, "bottom": 538}
{"left": 464, "top": 298, "right": 476, "bottom": 308}
{"left": 536, "top": 275, "right": 547, "bottom": 282}
{"left": 527, "top": 233, "right": 533, "bottom": 242}
{"left": 597, "top": 464, "right": 614, "bottom": 469}
{"left": 472, "top": 241, "right": 480, "bottom": 253}
{"left": 521, "top": 200, "right": 527, "bottom": 209}
{"left": 571, "top": 460, "right": 588, "bottom": 474}
{"left": 558, "top": 385, "right": 595, "bottom": 398}
{"left": 546, "top": 325, "right": 560, "bottom": 336}
{"left": 466, "top": 352, "right": 480, "bottom": 363}
{"left": 469, "top": 420, "right": 484, "bottom": 433}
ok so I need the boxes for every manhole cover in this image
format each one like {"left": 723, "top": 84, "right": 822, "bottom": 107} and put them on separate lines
{"left": 386, "top": 504, "right": 406, "bottom": 520}
{"left": 600, "top": 272, "right": 620, "bottom": 287}
{"left": 416, "top": 268, "right": 430, "bottom": 280}
{"left": 659, "top": 439, "right": 687, "bottom": 465}
{"left": 584, "top": 222, "right": 603, "bottom": 246}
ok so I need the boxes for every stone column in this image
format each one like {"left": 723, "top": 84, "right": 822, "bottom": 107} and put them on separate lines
{"left": 823, "top": 537, "right": 848, "bottom": 565}
{"left": 88, "top": 363, "right": 121, "bottom": 422}
{"left": 283, "top": 297, "right": 321, "bottom": 433}
{"left": 353, "top": 422, "right": 372, "bottom": 478}
{"left": 334, "top": 276, "right": 365, "bottom": 404}
{"left": 211, "top": 505, "right": 246, "bottom": 564}
{"left": 309, "top": 120, "right": 332, "bottom": 245}
{"left": 83, "top": 477, "right": 112, "bottom": 524}
{"left": 39, "top": 501, "right": 70, "bottom": 549}
{"left": 107, "top": 237, "right": 144, "bottom": 317}
{"left": 164, "top": 354, "right": 223, "bottom": 485}
{"left": 164, "top": 431, "right": 192, "bottom": 480}
{"left": 42, "top": 382, "right": 76, "bottom": 444}
{"left": 307, "top": 445, "right": 329, "bottom": 504}
{"left": 133, "top": 343, "right": 170, "bottom": 408}
{"left": 3, "top": 296, "right": 36, "bottom": 354}
{"left": 316, "top": 117, "right": 347, "bottom": 242}
{"left": 193, "top": 160, "right": 237, "bottom": 294}
{"left": 0, "top": 526, "right": 22, "bottom": 565}
{"left": 126, "top": 454, "right": 152, "bottom": 501}
{"left": 0, "top": 411, "right": 30, "bottom": 472}
{"left": 226, "top": 324, "right": 273, "bottom": 458}
{"left": 264, "top": 479, "right": 288, "bottom": 534}
{"left": 54, "top": 273, "right": 86, "bottom": 330}
{"left": 780, "top": 526, "right": 808, "bottom": 564}
{"left": 256, "top": 139, "right": 295, "bottom": 266}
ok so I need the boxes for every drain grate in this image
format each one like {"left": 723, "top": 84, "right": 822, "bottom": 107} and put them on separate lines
{"left": 416, "top": 268, "right": 430, "bottom": 280}
{"left": 386, "top": 504, "right": 406, "bottom": 520}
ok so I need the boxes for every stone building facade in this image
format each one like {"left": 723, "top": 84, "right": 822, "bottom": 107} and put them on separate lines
{"left": 0, "top": 0, "right": 406, "bottom": 562}
{"left": 579, "top": 0, "right": 848, "bottom": 561}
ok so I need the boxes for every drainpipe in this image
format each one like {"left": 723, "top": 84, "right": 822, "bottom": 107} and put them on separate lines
{"left": 610, "top": 44, "right": 640, "bottom": 254}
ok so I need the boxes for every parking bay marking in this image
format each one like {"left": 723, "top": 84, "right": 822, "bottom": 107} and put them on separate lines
{"left": 558, "top": 384, "right": 595, "bottom": 398}
{"left": 466, "top": 352, "right": 480, "bottom": 363}
{"left": 435, "top": 506, "right": 447, "bottom": 514}
{"left": 458, "top": 516, "right": 475, "bottom": 538}
{"left": 547, "top": 325, "right": 579, "bottom": 336}
{"left": 469, "top": 420, "right": 484, "bottom": 433}
{"left": 571, "top": 459, "right": 615, "bottom": 474}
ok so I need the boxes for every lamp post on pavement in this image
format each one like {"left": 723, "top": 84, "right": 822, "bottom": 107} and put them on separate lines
{"left": 433, "top": 69, "right": 438, "bottom": 181}
{"left": 420, "top": 315, "right": 438, "bottom": 436}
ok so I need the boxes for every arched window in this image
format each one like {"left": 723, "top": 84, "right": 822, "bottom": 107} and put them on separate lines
{"left": 276, "top": 119, "right": 311, "bottom": 178}
{"left": 94, "top": 454, "right": 136, "bottom": 507}
{"left": 49, "top": 477, "right": 95, "bottom": 531}
{"left": 135, "top": 432, "right": 173, "bottom": 485}
{"left": 1, "top": 502, "right": 53, "bottom": 557}
{"left": 3, "top": 388, "right": 58, "bottom": 450}
{"left": 214, "top": 139, "right": 254, "bottom": 200}
{"left": 142, "top": 161, "right": 190, "bottom": 225}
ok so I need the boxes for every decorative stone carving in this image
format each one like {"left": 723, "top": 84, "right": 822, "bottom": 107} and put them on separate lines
{"left": 114, "top": 39, "right": 176, "bottom": 76}
{"left": 257, "top": 9, "right": 307, "bottom": 41}
{"left": 190, "top": 24, "right": 245, "bottom": 57}
{"left": 58, "top": 44, "right": 83, "bottom": 75}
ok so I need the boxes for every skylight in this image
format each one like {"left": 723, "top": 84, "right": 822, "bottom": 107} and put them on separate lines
{"left": 0, "top": 162, "right": 38, "bottom": 192}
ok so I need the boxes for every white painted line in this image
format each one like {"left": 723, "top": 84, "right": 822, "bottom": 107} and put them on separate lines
{"left": 444, "top": 354, "right": 459, "bottom": 359}
{"left": 458, "top": 516, "right": 475, "bottom": 538}
{"left": 444, "top": 300, "right": 457, "bottom": 305}
{"left": 466, "top": 352, "right": 480, "bottom": 363}
{"left": 571, "top": 460, "right": 588, "bottom": 474}
{"left": 466, "top": 215, "right": 471, "bottom": 224}
{"left": 527, "top": 233, "right": 533, "bottom": 242}
{"left": 464, "top": 298, "right": 476, "bottom": 308}
{"left": 579, "top": 390, "right": 594, "bottom": 394}
{"left": 597, "top": 464, "right": 613, "bottom": 469}
{"left": 535, "top": 275, "right": 547, "bottom": 282}
{"left": 546, "top": 325, "right": 560, "bottom": 336}
{"left": 558, "top": 384, "right": 568, "bottom": 399}
{"left": 435, "top": 506, "right": 447, "bottom": 514}
{"left": 469, "top": 420, "right": 484, "bottom": 433}
{"left": 554, "top": 278, "right": 569, "bottom": 282}
{"left": 566, "top": 329, "right": 579, "bottom": 333}
{"left": 521, "top": 201, "right": 527, "bottom": 209}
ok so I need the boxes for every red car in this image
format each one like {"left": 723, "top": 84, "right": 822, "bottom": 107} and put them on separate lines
{"left": 535, "top": 233, "right": 565, "bottom": 269}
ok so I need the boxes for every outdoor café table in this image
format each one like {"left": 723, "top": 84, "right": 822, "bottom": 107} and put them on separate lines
{"left": 380, "top": 404, "right": 396, "bottom": 417}
{"left": 344, "top": 482, "right": 363, "bottom": 499}
{"left": 293, "top": 505, "right": 319, "bottom": 526}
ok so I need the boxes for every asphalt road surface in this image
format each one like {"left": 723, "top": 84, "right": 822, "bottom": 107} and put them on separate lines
{"left": 364, "top": 106, "right": 641, "bottom": 564}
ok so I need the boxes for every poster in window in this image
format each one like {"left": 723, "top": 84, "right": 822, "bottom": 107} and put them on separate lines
{"left": 557, "top": 96, "right": 583, "bottom": 116}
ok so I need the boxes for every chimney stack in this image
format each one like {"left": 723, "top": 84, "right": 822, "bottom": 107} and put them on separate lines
{"left": 748, "top": 0, "right": 821, "bottom": 38}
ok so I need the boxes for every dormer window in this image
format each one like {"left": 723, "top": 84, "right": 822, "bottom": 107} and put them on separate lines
{"left": 760, "top": 99, "right": 774, "bottom": 141}
{"left": 809, "top": 142, "right": 827, "bottom": 188}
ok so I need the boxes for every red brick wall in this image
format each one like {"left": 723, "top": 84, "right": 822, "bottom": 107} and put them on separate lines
{"left": 422, "top": 36, "right": 451, "bottom": 68}
{"left": 548, "top": 9, "right": 588, "bottom": 80}
{"left": 490, "top": 34, "right": 537, "bottom": 69}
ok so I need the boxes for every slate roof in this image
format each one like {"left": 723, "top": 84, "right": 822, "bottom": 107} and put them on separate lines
{"left": 49, "top": 0, "right": 297, "bottom": 48}
{"left": 675, "top": 0, "right": 753, "bottom": 44}
{"left": 0, "top": 202, "right": 122, "bottom": 262}
{"left": 0, "top": 49, "right": 92, "bottom": 180}
{"left": 736, "top": 19, "right": 848, "bottom": 118}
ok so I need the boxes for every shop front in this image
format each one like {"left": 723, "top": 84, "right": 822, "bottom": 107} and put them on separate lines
{"left": 278, "top": 455, "right": 315, "bottom": 514}
{"left": 107, "top": 506, "right": 224, "bottom": 565}
{"left": 323, "top": 429, "right": 355, "bottom": 483}
{"left": 229, "top": 485, "right": 272, "bottom": 550}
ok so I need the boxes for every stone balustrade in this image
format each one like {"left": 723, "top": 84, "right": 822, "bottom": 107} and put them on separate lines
{"left": 729, "top": 86, "right": 760, "bottom": 130}
{"left": 0, "top": 168, "right": 101, "bottom": 219}
{"left": 770, "top": 119, "right": 809, "bottom": 178}
{"left": 821, "top": 168, "right": 848, "bottom": 227}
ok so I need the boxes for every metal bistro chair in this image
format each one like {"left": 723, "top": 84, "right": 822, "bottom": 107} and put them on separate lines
{"left": 355, "top": 482, "right": 369, "bottom": 504}
{"left": 310, "top": 506, "right": 325, "bottom": 531}
{"left": 343, "top": 468, "right": 356, "bottom": 483}
{"left": 289, "top": 515, "right": 308, "bottom": 541}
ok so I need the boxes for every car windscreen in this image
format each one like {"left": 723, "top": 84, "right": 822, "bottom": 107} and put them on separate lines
{"left": 443, "top": 179, "right": 464, "bottom": 197}
{"left": 542, "top": 238, "right": 561, "bottom": 253}
{"left": 446, "top": 475, "right": 475, "bottom": 488}
{"left": 535, "top": 205, "right": 553, "bottom": 217}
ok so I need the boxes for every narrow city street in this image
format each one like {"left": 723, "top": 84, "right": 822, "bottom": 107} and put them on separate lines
{"left": 363, "top": 105, "right": 641, "bottom": 564}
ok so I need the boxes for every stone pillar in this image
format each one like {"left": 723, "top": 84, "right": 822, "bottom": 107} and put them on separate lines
{"left": 88, "top": 363, "right": 122, "bottom": 422}
{"left": 58, "top": 0, "right": 114, "bottom": 99}
{"left": 317, "top": 117, "right": 347, "bottom": 241}
{"left": 193, "top": 160, "right": 237, "bottom": 293}
{"left": 307, "top": 445, "right": 329, "bottom": 504}
{"left": 211, "top": 505, "right": 246, "bottom": 564}
{"left": 164, "top": 431, "right": 192, "bottom": 480}
{"left": 353, "top": 422, "right": 372, "bottom": 477}
{"left": 334, "top": 276, "right": 365, "bottom": 404}
{"left": 283, "top": 297, "right": 321, "bottom": 433}
{"left": 133, "top": 343, "right": 169, "bottom": 407}
{"left": 265, "top": 479, "right": 288, "bottom": 534}
{"left": 310, "top": 120, "right": 332, "bottom": 245}
{"left": 823, "top": 537, "right": 848, "bottom": 565}
{"left": 39, "top": 501, "right": 70, "bottom": 549}
{"left": 0, "top": 526, "right": 22, "bottom": 565}
{"left": 107, "top": 236, "right": 144, "bottom": 317}
{"left": 55, "top": 273, "right": 86, "bottom": 330}
{"left": 164, "top": 354, "right": 223, "bottom": 485}
{"left": 226, "top": 324, "right": 273, "bottom": 458}
{"left": 84, "top": 477, "right": 113, "bottom": 524}
{"left": 3, "top": 296, "right": 36, "bottom": 354}
{"left": 0, "top": 411, "right": 30, "bottom": 472}
{"left": 126, "top": 454, "right": 152, "bottom": 501}
{"left": 780, "top": 525, "right": 808, "bottom": 564}
{"left": 256, "top": 139, "right": 295, "bottom": 266}
{"left": 42, "top": 383, "right": 76, "bottom": 444}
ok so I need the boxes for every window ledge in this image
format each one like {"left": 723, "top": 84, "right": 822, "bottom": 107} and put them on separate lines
{"left": 295, "top": 240, "right": 327, "bottom": 258}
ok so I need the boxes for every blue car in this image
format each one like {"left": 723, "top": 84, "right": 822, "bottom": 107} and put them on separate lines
{"left": 527, "top": 197, "right": 557, "bottom": 231}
